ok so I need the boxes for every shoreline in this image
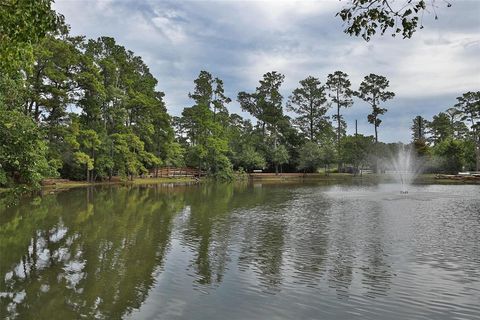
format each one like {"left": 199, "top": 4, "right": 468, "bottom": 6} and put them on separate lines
{"left": 46, "top": 173, "right": 480, "bottom": 188}
{"left": 248, "top": 173, "right": 480, "bottom": 185}
{"left": 2, "top": 173, "right": 479, "bottom": 195}
{"left": 39, "top": 177, "right": 199, "bottom": 193}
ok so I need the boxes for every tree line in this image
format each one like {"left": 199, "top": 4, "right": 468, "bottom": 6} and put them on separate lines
{"left": 1, "top": 1, "right": 478, "bottom": 192}
{"left": 410, "top": 92, "right": 480, "bottom": 174}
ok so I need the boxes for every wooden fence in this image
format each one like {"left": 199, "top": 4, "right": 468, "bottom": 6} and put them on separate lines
{"left": 147, "top": 167, "right": 206, "bottom": 178}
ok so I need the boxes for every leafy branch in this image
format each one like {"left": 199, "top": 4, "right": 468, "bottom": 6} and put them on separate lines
{"left": 337, "top": 0, "right": 452, "bottom": 41}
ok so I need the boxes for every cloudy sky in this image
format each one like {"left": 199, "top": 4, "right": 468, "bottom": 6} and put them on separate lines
{"left": 54, "top": 0, "right": 480, "bottom": 142}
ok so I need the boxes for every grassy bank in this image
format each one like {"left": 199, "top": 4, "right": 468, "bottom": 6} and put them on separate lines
{"left": 248, "top": 173, "right": 480, "bottom": 185}
{"left": 2, "top": 173, "right": 478, "bottom": 196}
{"left": 414, "top": 174, "right": 480, "bottom": 185}
{"left": 40, "top": 177, "right": 198, "bottom": 192}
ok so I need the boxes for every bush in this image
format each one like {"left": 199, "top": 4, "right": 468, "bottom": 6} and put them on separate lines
{"left": 433, "top": 138, "right": 464, "bottom": 174}
{"left": 0, "top": 109, "right": 57, "bottom": 190}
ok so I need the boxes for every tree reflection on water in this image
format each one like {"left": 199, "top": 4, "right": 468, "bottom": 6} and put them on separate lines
{"left": 1, "top": 183, "right": 479, "bottom": 319}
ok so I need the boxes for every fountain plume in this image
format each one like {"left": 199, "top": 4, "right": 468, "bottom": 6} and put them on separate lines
{"left": 387, "top": 145, "right": 422, "bottom": 194}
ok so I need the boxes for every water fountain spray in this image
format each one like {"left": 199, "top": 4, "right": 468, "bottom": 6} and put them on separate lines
{"left": 388, "top": 145, "right": 420, "bottom": 194}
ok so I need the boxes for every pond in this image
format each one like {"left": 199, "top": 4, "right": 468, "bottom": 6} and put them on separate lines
{"left": 1, "top": 182, "right": 479, "bottom": 319}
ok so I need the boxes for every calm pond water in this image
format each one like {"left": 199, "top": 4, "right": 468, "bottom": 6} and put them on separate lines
{"left": 1, "top": 182, "right": 479, "bottom": 319}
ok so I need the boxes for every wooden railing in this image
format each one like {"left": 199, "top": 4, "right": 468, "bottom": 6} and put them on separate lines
{"left": 147, "top": 167, "right": 206, "bottom": 178}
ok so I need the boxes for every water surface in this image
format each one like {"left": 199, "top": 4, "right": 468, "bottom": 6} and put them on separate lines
{"left": 1, "top": 182, "right": 479, "bottom": 319}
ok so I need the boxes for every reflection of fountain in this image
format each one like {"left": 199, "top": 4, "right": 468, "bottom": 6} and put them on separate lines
{"left": 388, "top": 146, "right": 420, "bottom": 194}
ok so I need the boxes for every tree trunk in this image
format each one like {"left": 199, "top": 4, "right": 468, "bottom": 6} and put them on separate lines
{"left": 34, "top": 102, "right": 40, "bottom": 122}
{"left": 476, "top": 139, "right": 480, "bottom": 171}
{"left": 310, "top": 100, "right": 314, "bottom": 141}
{"left": 275, "top": 164, "right": 279, "bottom": 175}
{"left": 92, "top": 148, "right": 95, "bottom": 182}
{"left": 337, "top": 105, "right": 341, "bottom": 145}
{"left": 474, "top": 125, "right": 480, "bottom": 171}
{"left": 337, "top": 104, "right": 341, "bottom": 172}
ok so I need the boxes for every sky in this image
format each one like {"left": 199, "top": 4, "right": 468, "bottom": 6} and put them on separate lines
{"left": 53, "top": 0, "right": 480, "bottom": 142}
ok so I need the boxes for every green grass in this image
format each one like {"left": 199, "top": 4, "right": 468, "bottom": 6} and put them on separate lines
{"left": 3, "top": 173, "right": 477, "bottom": 194}
{"left": 248, "top": 172, "right": 480, "bottom": 185}
{"left": 40, "top": 177, "right": 197, "bottom": 192}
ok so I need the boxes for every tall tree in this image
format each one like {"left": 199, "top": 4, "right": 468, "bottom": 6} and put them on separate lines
{"left": 25, "top": 33, "right": 83, "bottom": 126}
{"left": 188, "top": 71, "right": 230, "bottom": 122}
{"left": 238, "top": 71, "right": 285, "bottom": 136}
{"left": 356, "top": 73, "right": 395, "bottom": 143}
{"left": 0, "top": 1, "right": 64, "bottom": 192}
{"left": 287, "top": 76, "right": 329, "bottom": 142}
{"left": 454, "top": 91, "right": 480, "bottom": 170}
{"left": 182, "top": 71, "right": 232, "bottom": 177}
{"left": 238, "top": 72, "right": 288, "bottom": 174}
{"left": 326, "top": 71, "right": 353, "bottom": 149}
{"left": 411, "top": 115, "right": 428, "bottom": 141}
{"left": 79, "top": 36, "right": 175, "bottom": 178}
{"left": 0, "top": 0, "right": 62, "bottom": 74}
{"left": 189, "top": 70, "right": 213, "bottom": 105}
{"left": 212, "top": 77, "right": 231, "bottom": 122}
{"left": 227, "top": 114, "right": 266, "bottom": 172}
{"left": 445, "top": 107, "right": 460, "bottom": 125}
{"left": 428, "top": 112, "right": 453, "bottom": 144}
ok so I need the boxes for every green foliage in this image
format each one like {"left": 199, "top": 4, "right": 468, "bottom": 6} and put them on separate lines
{"left": 411, "top": 115, "right": 428, "bottom": 141}
{"left": 428, "top": 112, "right": 453, "bottom": 144}
{"left": 211, "top": 154, "right": 234, "bottom": 180}
{"left": 0, "top": 108, "right": 57, "bottom": 190}
{"left": 74, "top": 151, "right": 93, "bottom": 172}
{"left": 339, "top": 134, "right": 375, "bottom": 169}
{"left": 319, "top": 140, "right": 338, "bottom": 169}
{"left": 412, "top": 139, "right": 430, "bottom": 158}
{"left": 297, "top": 142, "right": 322, "bottom": 172}
{"left": 237, "top": 72, "right": 297, "bottom": 174}
{"left": 455, "top": 92, "right": 480, "bottom": 130}
{"left": 356, "top": 74, "right": 395, "bottom": 142}
{"left": 461, "top": 139, "right": 477, "bottom": 171}
{"left": 0, "top": 0, "right": 62, "bottom": 74}
{"left": 110, "top": 133, "right": 159, "bottom": 179}
{"left": 412, "top": 91, "right": 479, "bottom": 172}
{"left": 0, "top": 3, "right": 476, "bottom": 189}
{"left": 180, "top": 71, "right": 233, "bottom": 178}
{"left": 238, "top": 71, "right": 285, "bottom": 135}
{"left": 233, "top": 146, "right": 266, "bottom": 172}
{"left": 326, "top": 71, "right": 353, "bottom": 148}
{"left": 270, "top": 144, "right": 290, "bottom": 172}
{"left": 454, "top": 91, "right": 480, "bottom": 170}
{"left": 337, "top": 0, "right": 451, "bottom": 40}
{"left": 287, "top": 76, "right": 329, "bottom": 142}
{"left": 433, "top": 139, "right": 464, "bottom": 174}
{"left": 24, "top": 34, "right": 83, "bottom": 124}
{"left": 0, "top": 74, "right": 27, "bottom": 111}
{"left": 164, "top": 142, "right": 185, "bottom": 167}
